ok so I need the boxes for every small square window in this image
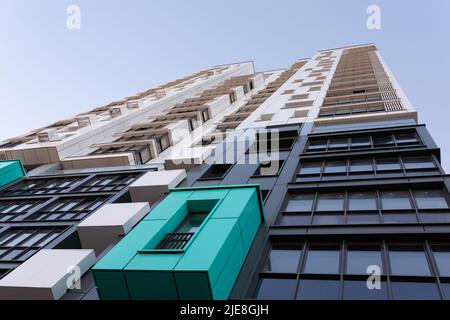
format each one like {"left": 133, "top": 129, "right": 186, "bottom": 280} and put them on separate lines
{"left": 199, "top": 164, "right": 233, "bottom": 180}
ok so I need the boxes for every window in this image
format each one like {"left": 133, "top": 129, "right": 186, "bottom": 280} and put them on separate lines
{"left": 431, "top": 245, "right": 450, "bottom": 277}
{"left": 403, "top": 156, "right": 436, "bottom": 170}
{"left": 348, "top": 192, "right": 377, "bottom": 211}
{"left": 391, "top": 281, "right": 440, "bottom": 300}
{"left": 73, "top": 173, "right": 141, "bottom": 193}
{"left": 298, "top": 162, "right": 322, "bottom": 175}
{"left": 414, "top": 190, "right": 449, "bottom": 209}
{"left": 381, "top": 191, "right": 413, "bottom": 210}
{"left": 328, "top": 138, "right": 348, "bottom": 150}
{"left": 373, "top": 135, "right": 395, "bottom": 147}
{"left": 199, "top": 164, "right": 233, "bottom": 180}
{"left": 315, "top": 193, "right": 345, "bottom": 212}
{"left": 157, "top": 134, "right": 171, "bottom": 153}
{"left": 201, "top": 110, "right": 210, "bottom": 123}
{"left": 286, "top": 194, "right": 315, "bottom": 212}
{"left": 256, "top": 278, "right": 297, "bottom": 300}
{"left": 254, "top": 160, "right": 284, "bottom": 176}
{"left": 264, "top": 245, "right": 301, "bottom": 273}
{"left": 350, "top": 159, "right": 373, "bottom": 173}
{"left": 0, "top": 227, "right": 65, "bottom": 262}
{"left": 296, "top": 279, "right": 340, "bottom": 300}
{"left": 0, "top": 177, "right": 85, "bottom": 196}
{"left": 307, "top": 140, "right": 327, "bottom": 151}
{"left": 376, "top": 158, "right": 401, "bottom": 171}
{"left": 0, "top": 199, "right": 46, "bottom": 222}
{"left": 346, "top": 245, "right": 383, "bottom": 274}
{"left": 343, "top": 280, "right": 387, "bottom": 300}
{"left": 323, "top": 161, "right": 347, "bottom": 174}
{"left": 395, "top": 133, "right": 420, "bottom": 145}
{"left": 388, "top": 245, "right": 431, "bottom": 276}
{"left": 350, "top": 137, "right": 371, "bottom": 149}
{"left": 304, "top": 245, "right": 340, "bottom": 274}
{"left": 27, "top": 196, "right": 108, "bottom": 221}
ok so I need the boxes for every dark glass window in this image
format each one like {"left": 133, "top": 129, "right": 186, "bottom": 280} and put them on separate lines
{"left": 376, "top": 158, "right": 401, "bottom": 171}
{"left": 328, "top": 138, "right": 348, "bottom": 150}
{"left": 348, "top": 192, "right": 377, "bottom": 211}
{"left": 0, "top": 227, "right": 65, "bottom": 262}
{"left": 403, "top": 156, "right": 435, "bottom": 170}
{"left": 264, "top": 245, "right": 301, "bottom": 273}
{"left": 286, "top": 194, "right": 315, "bottom": 212}
{"left": 315, "top": 193, "right": 345, "bottom": 212}
{"left": 304, "top": 245, "right": 340, "bottom": 274}
{"left": 0, "top": 199, "right": 46, "bottom": 222}
{"left": 391, "top": 281, "right": 440, "bottom": 300}
{"left": 296, "top": 279, "right": 340, "bottom": 300}
{"left": 350, "top": 137, "right": 371, "bottom": 149}
{"left": 349, "top": 159, "right": 373, "bottom": 173}
{"left": 255, "top": 278, "right": 297, "bottom": 300}
{"left": 380, "top": 191, "right": 413, "bottom": 210}
{"left": 383, "top": 213, "right": 418, "bottom": 224}
{"left": 307, "top": 140, "right": 327, "bottom": 151}
{"left": 395, "top": 133, "right": 420, "bottom": 145}
{"left": 299, "top": 162, "right": 322, "bottom": 175}
{"left": 347, "top": 214, "right": 380, "bottom": 224}
{"left": 431, "top": 245, "right": 450, "bottom": 277}
{"left": 0, "top": 177, "right": 84, "bottom": 196}
{"left": 312, "top": 214, "right": 344, "bottom": 225}
{"left": 373, "top": 135, "right": 395, "bottom": 147}
{"left": 199, "top": 164, "right": 233, "bottom": 180}
{"left": 346, "top": 245, "right": 383, "bottom": 274}
{"left": 388, "top": 245, "right": 431, "bottom": 276}
{"left": 28, "top": 196, "right": 108, "bottom": 221}
{"left": 323, "top": 161, "right": 347, "bottom": 174}
{"left": 414, "top": 190, "right": 449, "bottom": 209}
{"left": 441, "top": 283, "right": 450, "bottom": 300}
{"left": 279, "top": 214, "right": 311, "bottom": 226}
{"left": 74, "top": 173, "right": 141, "bottom": 192}
{"left": 343, "top": 280, "right": 387, "bottom": 300}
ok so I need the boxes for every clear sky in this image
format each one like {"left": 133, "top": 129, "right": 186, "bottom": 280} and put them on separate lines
{"left": 0, "top": 0, "right": 449, "bottom": 170}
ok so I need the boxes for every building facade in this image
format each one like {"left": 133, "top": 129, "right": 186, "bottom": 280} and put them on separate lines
{"left": 0, "top": 44, "right": 449, "bottom": 300}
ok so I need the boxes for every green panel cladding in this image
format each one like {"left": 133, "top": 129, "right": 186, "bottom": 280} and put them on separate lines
{"left": 0, "top": 160, "right": 26, "bottom": 189}
{"left": 93, "top": 184, "right": 266, "bottom": 300}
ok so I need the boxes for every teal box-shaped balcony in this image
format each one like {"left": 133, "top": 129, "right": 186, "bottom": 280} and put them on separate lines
{"left": 0, "top": 160, "right": 26, "bottom": 189}
{"left": 93, "top": 185, "right": 265, "bottom": 300}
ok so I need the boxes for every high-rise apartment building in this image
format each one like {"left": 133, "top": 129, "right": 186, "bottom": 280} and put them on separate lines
{"left": 0, "top": 44, "right": 448, "bottom": 300}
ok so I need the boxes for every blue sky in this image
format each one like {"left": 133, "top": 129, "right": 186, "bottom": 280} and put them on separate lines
{"left": 0, "top": 0, "right": 449, "bottom": 169}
